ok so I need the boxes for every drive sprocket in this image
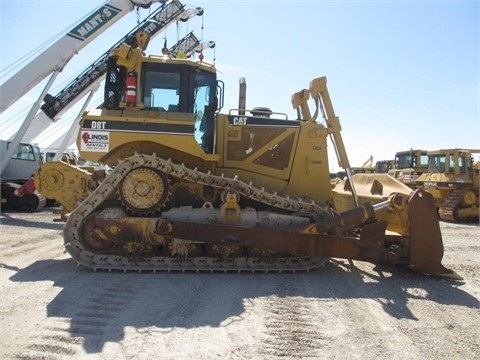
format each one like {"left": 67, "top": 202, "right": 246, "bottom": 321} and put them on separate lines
{"left": 119, "top": 166, "right": 169, "bottom": 215}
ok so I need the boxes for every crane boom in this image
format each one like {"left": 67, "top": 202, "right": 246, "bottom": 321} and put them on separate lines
{"left": 0, "top": 0, "right": 168, "bottom": 175}
{"left": 0, "top": 0, "right": 164, "bottom": 115}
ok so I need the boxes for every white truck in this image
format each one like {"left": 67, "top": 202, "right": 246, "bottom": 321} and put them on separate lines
{"left": 0, "top": 140, "right": 45, "bottom": 211}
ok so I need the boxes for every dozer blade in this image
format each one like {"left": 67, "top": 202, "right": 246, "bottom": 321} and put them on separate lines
{"left": 408, "top": 190, "right": 462, "bottom": 280}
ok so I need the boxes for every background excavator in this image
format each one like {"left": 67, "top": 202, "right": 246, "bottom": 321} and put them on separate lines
{"left": 30, "top": 27, "right": 458, "bottom": 279}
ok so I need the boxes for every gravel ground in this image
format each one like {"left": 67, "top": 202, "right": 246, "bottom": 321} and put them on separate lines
{"left": 0, "top": 209, "right": 479, "bottom": 360}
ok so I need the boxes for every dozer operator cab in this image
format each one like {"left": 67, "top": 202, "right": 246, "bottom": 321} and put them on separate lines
{"left": 102, "top": 50, "right": 222, "bottom": 156}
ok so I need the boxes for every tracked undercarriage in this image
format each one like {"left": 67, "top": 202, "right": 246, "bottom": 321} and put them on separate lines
{"left": 65, "top": 154, "right": 332, "bottom": 272}
{"left": 438, "top": 189, "right": 479, "bottom": 223}
{"left": 61, "top": 153, "right": 459, "bottom": 279}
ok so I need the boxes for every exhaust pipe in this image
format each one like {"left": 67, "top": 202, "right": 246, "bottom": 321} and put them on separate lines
{"left": 238, "top": 77, "right": 246, "bottom": 115}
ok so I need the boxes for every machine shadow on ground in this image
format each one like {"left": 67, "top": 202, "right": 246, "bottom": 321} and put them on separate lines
{"left": 8, "top": 256, "right": 478, "bottom": 354}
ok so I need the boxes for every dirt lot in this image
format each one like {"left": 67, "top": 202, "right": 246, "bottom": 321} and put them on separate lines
{"left": 0, "top": 209, "right": 478, "bottom": 360}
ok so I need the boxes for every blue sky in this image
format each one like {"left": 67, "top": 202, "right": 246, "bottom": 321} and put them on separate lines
{"left": 1, "top": 0, "right": 478, "bottom": 171}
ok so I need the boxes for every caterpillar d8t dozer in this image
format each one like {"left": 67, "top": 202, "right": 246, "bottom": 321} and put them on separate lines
{"left": 33, "top": 37, "right": 459, "bottom": 279}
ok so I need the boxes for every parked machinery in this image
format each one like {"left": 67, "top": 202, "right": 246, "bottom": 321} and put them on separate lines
{"left": 374, "top": 159, "right": 395, "bottom": 174}
{"left": 388, "top": 149, "right": 428, "bottom": 188}
{"left": 416, "top": 149, "right": 479, "bottom": 223}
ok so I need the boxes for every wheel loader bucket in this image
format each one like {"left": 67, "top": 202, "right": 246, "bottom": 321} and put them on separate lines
{"left": 408, "top": 190, "right": 462, "bottom": 280}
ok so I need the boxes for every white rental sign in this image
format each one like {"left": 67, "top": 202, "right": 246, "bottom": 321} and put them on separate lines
{"left": 80, "top": 130, "right": 109, "bottom": 152}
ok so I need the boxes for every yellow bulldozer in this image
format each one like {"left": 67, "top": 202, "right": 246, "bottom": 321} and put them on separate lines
{"left": 33, "top": 33, "right": 458, "bottom": 279}
{"left": 416, "top": 148, "right": 479, "bottom": 223}
{"left": 388, "top": 149, "right": 429, "bottom": 188}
